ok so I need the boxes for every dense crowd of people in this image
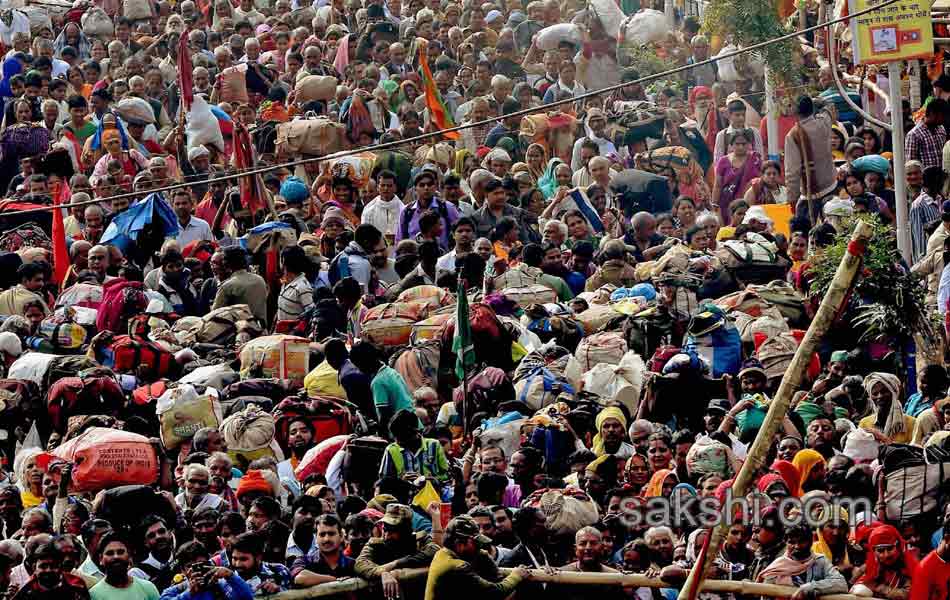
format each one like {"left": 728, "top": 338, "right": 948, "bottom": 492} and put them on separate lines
{"left": 0, "top": 0, "right": 948, "bottom": 599}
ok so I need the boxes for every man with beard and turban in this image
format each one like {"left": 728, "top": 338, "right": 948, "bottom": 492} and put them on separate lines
{"left": 852, "top": 525, "right": 918, "bottom": 600}
{"left": 90, "top": 531, "right": 160, "bottom": 600}
{"left": 859, "top": 373, "right": 917, "bottom": 445}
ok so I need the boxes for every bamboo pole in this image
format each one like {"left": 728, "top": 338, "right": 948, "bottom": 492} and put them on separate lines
{"left": 675, "top": 220, "right": 875, "bottom": 600}
{"left": 264, "top": 567, "right": 887, "bottom": 600}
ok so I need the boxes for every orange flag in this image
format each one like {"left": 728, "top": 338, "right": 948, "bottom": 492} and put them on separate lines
{"left": 419, "top": 46, "right": 460, "bottom": 140}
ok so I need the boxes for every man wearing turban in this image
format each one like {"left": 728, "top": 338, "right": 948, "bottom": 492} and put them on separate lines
{"left": 859, "top": 373, "right": 916, "bottom": 445}
{"left": 592, "top": 406, "right": 633, "bottom": 458}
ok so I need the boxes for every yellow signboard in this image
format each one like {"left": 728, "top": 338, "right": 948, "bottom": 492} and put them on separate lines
{"left": 761, "top": 203, "right": 793, "bottom": 239}
{"left": 848, "top": 0, "right": 933, "bottom": 65}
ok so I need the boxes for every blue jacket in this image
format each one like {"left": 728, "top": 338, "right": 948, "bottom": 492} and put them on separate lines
{"left": 159, "top": 573, "right": 254, "bottom": 600}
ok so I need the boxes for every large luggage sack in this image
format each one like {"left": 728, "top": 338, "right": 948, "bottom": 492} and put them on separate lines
{"left": 746, "top": 280, "right": 808, "bottom": 328}
{"left": 239, "top": 335, "right": 311, "bottom": 384}
{"left": 38, "top": 309, "right": 94, "bottom": 352}
{"left": 521, "top": 487, "right": 600, "bottom": 536}
{"left": 123, "top": 0, "right": 153, "bottom": 20}
{"left": 439, "top": 303, "right": 514, "bottom": 374}
{"left": 97, "top": 334, "right": 176, "bottom": 379}
{"left": 220, "top": 404, "right": 283, "bottom": 469}
{"left": 44, "top": 355, "right": 99, "bottom": 391}
{"left": 396, "top": 285, "right": 454, "bottom": 311}
{"left": 295, "top": 434, "right": 348, "bottom": 483}
{"left": 45, "top": 427, "right": 159, "bottom": 492}
{"left": 47, "top": 374, "right": 125, "bottom": 434}
{"left": 391, "top": 340, "right": 441, "bottom": 391}
{"left": 156, "top": 384, "right": 222, "bottom": 450}
{"left": 55, "top": 283, "right": 103, "bottom": 310}
{"left": 716, "top": 237, "right": 791, "bottom": 286}
{"left": 574, "top": 331, "right": 628, "bottom": 372}
{"left": 276, "top": 118, "right": 346, "bottom": 157}
{"left": 501, "top": 284, "right": 558, "bottom": 308}
{"left": 360, "top": 302, "right": 429, "bottom": 347}
{"left": 523, "top": 305, "right": 584, "bottom": 352}
{"left": 880, "top": 444, "right": 950, "bottom": 522}
{"left": 196, "top": 304, "right": 257, "bottom": 345}
{"left": 619, "top": 307, "right": 685, "bottom": 360}
{"left": 273, "top": 395, "right": 353, "bottom": 453}
{"left": 96, "top": 485, "right": 178, "bottom": 536}
{"left": 294, "top": 75, "right": 338, "bottom": 103}
{"left": 514, "top": 366, "right": 576, "bottom": 411}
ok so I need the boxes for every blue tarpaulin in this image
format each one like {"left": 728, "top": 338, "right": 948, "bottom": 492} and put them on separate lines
{"left": 100, "top": 192, "right": 180, "bottom": 255}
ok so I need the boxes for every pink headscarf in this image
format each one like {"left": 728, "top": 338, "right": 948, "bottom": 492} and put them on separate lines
{"left": 333, "top": 34, "right": 351, "bottom": 77}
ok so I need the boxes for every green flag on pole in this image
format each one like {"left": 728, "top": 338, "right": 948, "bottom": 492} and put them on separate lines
{"left": 452, "top": 282, "right": 476, "bottom": 380}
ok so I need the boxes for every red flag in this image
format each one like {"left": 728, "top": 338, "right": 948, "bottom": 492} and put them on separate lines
{"left": 418, "top": 45, "right": 460, "bottom": 140}
{"left": 178, "top": 29, "right": 194, "bottom": 114}
{"left": 682, "top": 529, "right": 713, "bottom": 600}
{"left": 232, "top": 122, "right": 266, "bottom": 218}
{"left": 51, "top": 181, "right": 71, "bottom": 286}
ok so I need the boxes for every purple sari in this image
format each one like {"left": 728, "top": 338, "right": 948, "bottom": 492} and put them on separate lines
{"left": 715, "top": 152, "right": 762, "bottom": 223}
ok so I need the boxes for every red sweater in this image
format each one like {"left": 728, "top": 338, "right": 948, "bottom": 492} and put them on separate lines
{"left": 910, "top": 550, "right": 950, "bottom": 600}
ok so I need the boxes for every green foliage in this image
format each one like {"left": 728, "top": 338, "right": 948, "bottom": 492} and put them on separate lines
{"left": 619, "top": 45, "right": 679, "bottom": 80}
{"left": 702, "top": 0, "right": 800, "bottom": 85}
{"left": 809, "top": 215, "right": 932, "bottom": 343}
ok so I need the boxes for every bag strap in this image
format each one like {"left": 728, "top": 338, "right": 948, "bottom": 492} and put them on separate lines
{"left": 723, "top": 242, "right": 752, "bottom": 263}
{"left": 753, "top": 241, "right": 777, "bottom": 262}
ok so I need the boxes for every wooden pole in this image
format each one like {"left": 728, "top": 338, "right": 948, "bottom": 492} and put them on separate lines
{"left": 675, "top": 220, "right": 875, "bottom": 600}
{"left": 263, "top": 567, "right": 888, "bottom": 600}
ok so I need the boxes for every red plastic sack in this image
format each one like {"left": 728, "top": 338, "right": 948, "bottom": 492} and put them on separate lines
{"left": 44, "top": 427, "right": 159, "bottom": 492}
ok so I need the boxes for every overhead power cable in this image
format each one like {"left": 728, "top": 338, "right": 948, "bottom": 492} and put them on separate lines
{"left": 1, "top": 0, "right": 900, "bottom": 218}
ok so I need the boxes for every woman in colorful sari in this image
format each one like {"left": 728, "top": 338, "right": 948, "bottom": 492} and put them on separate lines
{"left": 538, "top": 157, "right": 567, "bottom": 200}
{"left": 624, "top": 453, "right": 651, "bottom": 495}
{"left": 711, "top": 128, "right": 762, "bottom": 224}
{"left": 525, "top": 143, "right": 548, "bottom": 185}
{"left": 792, "top": 449, "right": 827, "bottom": 495}
{"left": 643, "top": 468, "right": 678, "bottom": 498}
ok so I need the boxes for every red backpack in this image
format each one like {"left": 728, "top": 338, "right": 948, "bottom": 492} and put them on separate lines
{"left": 105, "top": 335, "right": 177, "bottom": 379}
{"left": 47, "top": 375, "right": 125, "bottom": 434}
{"left": 647, "top": 345, "right": 682, "bottom": 373}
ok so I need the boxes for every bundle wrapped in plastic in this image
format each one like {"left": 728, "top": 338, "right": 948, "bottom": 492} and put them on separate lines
{"left": 521, "top": 487, "right": 600, "bottom": 535}
{"left": 581, "top": 351, "right": 645, "bottom": 416}
{"left": 685, "top": 436, "right": 737, "bottom": 479}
